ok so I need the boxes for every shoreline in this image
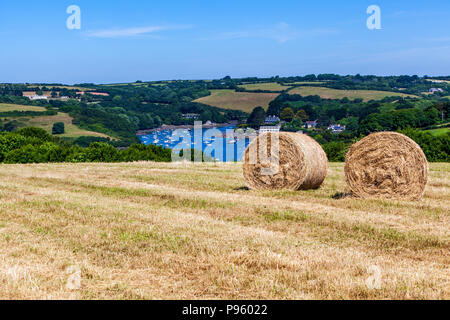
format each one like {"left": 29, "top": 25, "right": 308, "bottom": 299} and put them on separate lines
{"left": 136, "top": 121, "right": 239, "bottom": 136}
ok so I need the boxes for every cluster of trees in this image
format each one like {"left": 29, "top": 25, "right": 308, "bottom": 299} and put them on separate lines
{"left": 245, "top": 94, "right": 449, "bottom": 162}
{"left": 1, "top": 78, "right": 448, "bottom": 163}
{"left": 247, "top": 107, "right": 266, "bottom": 128}
{"left": 0, "top": 83, "right": 247, "bottom": 146}
{"left": 0, "top": 110, "right": 57, "bottom": 118}
{"left": 359, "top": 107, "right": 441, "bottom": 135}
{"left": 172, "top": 74, "right": 449, "bottom": 97}
{"left": 296, "top": 74, "right": 449, "bottom": 96}
{"left": 266, "top": 93, "right": 448, "bottom": 134}
{"left": 312, "top": 128, "right": 449, "bottom": 162}
{"left": 0, "top": 127, "right": 172, "bottom": 164}
{"left": 52, "top": 122, "right": 65, "bottom": 134}
{"left": 400, "top": 128, "right": 449, "bottom": 162}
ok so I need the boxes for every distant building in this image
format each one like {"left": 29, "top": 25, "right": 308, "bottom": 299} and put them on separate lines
{"left": 28, "top": 95, "right": 48, "bottom": 101}
{"left": 429, "top": 88, "right": 444, "bottom": 93}
{"left": 305, "top": 120, "right": 318, "bottom": 129}
{"left": 182, "top": 113, "right": 200, "bottom": 120}
{"left": 89, "top": 92, "right": 110, "bottom": 96}
{"left": 76, "top": 91, "right": 110, "bottom": 96}
{"left": 259, "top": 125, "right": 281, "bottom": 134}
{"left": 264, "top": 115, "right": 280, "bottom": 124}
{"left": 328, "top": 124, "right": 346, "bottom": 134}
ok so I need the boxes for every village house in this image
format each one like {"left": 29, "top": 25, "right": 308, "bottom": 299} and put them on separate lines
{"left": 28, "top": 94, "right": 48, "bottom": 101}
{"left": 305, "top": 120, "right": 318, "bottom": 129}
{"left": 264, "top": 115, "right": 280, "bottom": 124}
{"left": 76, "top": 91, "right": 110, "bottom": 97}
{"left": 328, "top": 124, "right": 346, "bottom": 134}
{"left": 259, "top": 125, "right": 281, "bottom": 134}
{"left": 182, "top": 113, "right": 200, "bottom": 120}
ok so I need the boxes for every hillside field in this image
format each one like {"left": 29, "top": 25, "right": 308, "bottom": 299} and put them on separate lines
{"left": 23, "top": 112, "right": 112, "bottom": 139}
{"left": 0, "top": 162, "right": 448, "bottom": 300}
{"left": 194, "top": 89, "right": 279, "bottom": 112}
{"left": 0, "top": 103, "right": 47, "bottom": 112}
{"left": 238, "top": 82, "right": 292, "bottom": 92}
{"left": 1, "top": 107, "right": 112, "bottom": 139}
{"left": 288, "top": 87, "right": 418, "bottom": 101}
{"left": 425, "top": 127, "right": 450, "bottom": 137}
{"left": 426, "top": 79, "right": 450, "bottom": 84}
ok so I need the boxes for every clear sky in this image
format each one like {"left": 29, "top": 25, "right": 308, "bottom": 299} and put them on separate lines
{"left": 1, "top": 0, "right": 449, "bottom": 84}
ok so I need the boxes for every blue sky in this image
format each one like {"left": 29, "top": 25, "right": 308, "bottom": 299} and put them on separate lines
{"left": 1, "top": 0, "right": 449, "bottom": 84}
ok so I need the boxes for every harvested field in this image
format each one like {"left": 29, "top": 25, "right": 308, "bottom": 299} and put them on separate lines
{"left": 0, "top": 103, "right": 47, "bottom": 112}
{"left": 288, "top": 87, "right": 417, "bottom": 101}
{"left": 194, "top": 90, "right": 279, "bottom": 112}
{"left": 4, "top": 112, "right": 113, "bottom": 139}
{"left": 0, "top": 162, "right": 448, "bottom": 300}
{"left": 238, "top": 82, "right": 292, "bottom": 92}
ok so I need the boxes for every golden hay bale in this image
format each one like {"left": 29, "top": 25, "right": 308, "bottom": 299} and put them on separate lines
{"left": 243, "top": 132, "right": 328, "bottom": 190}
{"left": 345, "top": 132, "right": 429, "bottom": 200}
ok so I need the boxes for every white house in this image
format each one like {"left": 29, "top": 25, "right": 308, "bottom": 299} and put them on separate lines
{"left": 182, "top": 113, "right": 200, "bottom": 120}
{"left": 429, "top": 88, "right": 444, "bottom": 93}
{"left": 305, "top": 120, "right": 318, "bottom": 129}
{"left": 29, "top": 95, "right": 48, "bottom": 100}
{"left": 265, "top": 115, "right": 280, "bottom": 124}
{"left": 259, "top": 125, "right": 281, "bottom": 134}
{"left": 328, "top": 124, "right": 346, "bottom": 134}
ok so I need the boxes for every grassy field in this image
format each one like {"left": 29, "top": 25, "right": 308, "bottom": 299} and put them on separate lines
{"left": 194, "top": 90, "right": 279, "bottom": 112}
{"left": 288, "top": 87, "right": 417, "bottom": 101}
{"left": 426, "top": 79, "right": 450, "bottom": 84}
{"left": 0, "top": 103, "right": 47, "bottom": 112}
{"left": 425, "top": 127, "right": 450, "bottom": 137}
{"left": 26, "top": 85, "right": 91, "bottom": 91}
{"left": 0, "top": 162, "right": 448, "bottom": 300}
{"left": 285, "top": 81, "right": 326, "bottom": 85}
{"left": 5, "top": 112, "right": 112, "bottom": 139}
{"left": 238, "top": 82, "right": 292, "bottom": 92}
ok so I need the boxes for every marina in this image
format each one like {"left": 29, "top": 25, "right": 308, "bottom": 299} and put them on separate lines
{"left": 138, "top": 125, "right": 253, "bottom": 162}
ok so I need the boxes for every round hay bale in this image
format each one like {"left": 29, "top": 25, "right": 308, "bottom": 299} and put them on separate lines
{"left": 243, "top": 132, "right": 328, "bottom": 190}
{"left": 345, "top": 132, "right": 429, "bottom": 200}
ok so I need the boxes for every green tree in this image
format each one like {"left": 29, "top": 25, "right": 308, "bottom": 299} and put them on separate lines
{"left": 52, "top": 122, "right": 65, "bottom": 135}
{"left": 86, "top": 142, "right": 119, "bottom": 162}
{"left": 267, "top": 100, "right": 284, "bottom": 117}
{"left": 323, "top": 141, "right": 347, "bottom": 162}
{"left": 247, "top": 106, "right": 266, "bottom": 128}
{"left": 295, "top": 109, "right": 309, "bottom": 122}
{"left": 282, "top": 117, "right": 304, "bottom": 132}
{"left": 16, "top": 127, "right": 53, "bottom": 141}
{"left": 280, "top": 108, "right": 295, "bottom": 122}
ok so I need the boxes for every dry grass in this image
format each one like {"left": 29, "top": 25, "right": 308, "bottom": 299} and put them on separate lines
{"left": 26, "top": 85, "right": 93, "bottom": 91}
{"left": 194, "top": 90, "right": 279, "bottom": 112}
{"left": 425, "top": 79, "right": 450, "bottom": 84}
{"left": 288, "top": 87, "right": 417, "bottom": 101}
{"left": 0, "top": 162, "right": 448, "bottom": 300}
{"left": 5, "top": 112, "right": 112, "bottom": 139}
{"left": 286, "top": 82, "right": 326, "bottom": 85}
{"left": 0, "top": 104, "right": 47, "bottom": 112}
{"left": 238, "top": 83, "right": 291, "bottom": 92}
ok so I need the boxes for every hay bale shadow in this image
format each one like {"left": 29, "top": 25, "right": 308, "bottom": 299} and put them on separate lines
{"left": 234, "top": 186, "right": 250, "bottom": 191}
{"left": 332, "top": 192, "right": 353, "bottom": 200}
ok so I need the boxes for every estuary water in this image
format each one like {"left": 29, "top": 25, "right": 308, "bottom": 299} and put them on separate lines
{"left": 138, "top": 125, "right": 252, "bottom": 162}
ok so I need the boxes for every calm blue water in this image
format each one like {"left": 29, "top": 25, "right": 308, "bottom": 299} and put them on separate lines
{"left": 138, "top": 125, "right": 251, "bottom": 162}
